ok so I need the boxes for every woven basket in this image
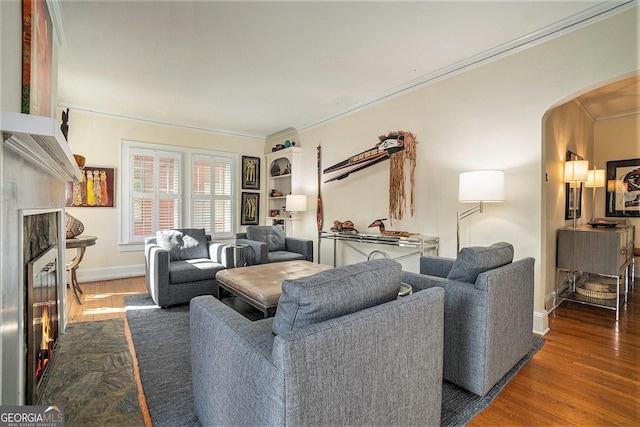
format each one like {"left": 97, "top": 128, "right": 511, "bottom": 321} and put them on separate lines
{"left": 575, "top": 285, "right": 617, "bottom": 300}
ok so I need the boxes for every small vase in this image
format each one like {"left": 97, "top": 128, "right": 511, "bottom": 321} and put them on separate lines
{"left": 65, "top": 213, "right": 84, "bottom": 238}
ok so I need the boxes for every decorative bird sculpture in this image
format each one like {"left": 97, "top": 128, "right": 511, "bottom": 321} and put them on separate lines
{"left": 368, "top": 218, "right": 417, "bottom": 237}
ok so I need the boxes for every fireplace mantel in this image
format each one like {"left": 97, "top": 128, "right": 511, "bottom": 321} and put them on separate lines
{"left": 0, "top": 111, "right": 82, "bottom": 182}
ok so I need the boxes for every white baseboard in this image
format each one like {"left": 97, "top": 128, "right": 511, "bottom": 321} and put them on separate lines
{"left": 533, "top": 310, "right": 550, "bottom": 336}
{"left": 75, "top": 264, "right": 145, "bottom": 283}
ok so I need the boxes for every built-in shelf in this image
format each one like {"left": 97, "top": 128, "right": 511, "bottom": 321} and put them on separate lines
{"left": 1, "top": 111, "right": 82, "bottom": 182}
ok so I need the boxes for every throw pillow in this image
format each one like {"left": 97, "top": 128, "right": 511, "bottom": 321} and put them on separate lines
{"left": 156, "top": 228, "right": 209, "bottom": 261}
{"left": 447, "top": 242, "right": 514, "bottom": 283}
{"left": 272, "top": 258, "right": 401, "bottom": 335}
{"left": 246, "top": 225, "right": 286, "bottom": 252}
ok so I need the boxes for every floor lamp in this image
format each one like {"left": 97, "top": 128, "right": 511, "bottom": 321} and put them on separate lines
{"left": 585, "top": 167, "right": 605, "bottom": 222}
{"left": 457, "top": 170, "right": 505, "bottom": 253}
{"left": 564, "top": 160, "right": 589, "bottom": 228}
{"left": 285, "top": 194, "right": 307, "bottom": 236}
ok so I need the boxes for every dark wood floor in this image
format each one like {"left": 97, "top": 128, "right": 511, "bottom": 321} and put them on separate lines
{"left": 68, "top": 277, "right": 639, "bottom": 425}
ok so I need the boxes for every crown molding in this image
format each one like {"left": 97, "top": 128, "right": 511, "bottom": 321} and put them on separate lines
{"left": 47, "top": 0, "right": 68, "bottom": 47}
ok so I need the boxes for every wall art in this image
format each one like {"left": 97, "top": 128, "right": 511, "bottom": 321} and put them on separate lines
{"left": 241, "top": 192, "right": 260, "bottom": 225}
{"left": 65, "top": 167, "right": 115, "bottom": 207}
{"left": 22, "top": 0, "right": 53, "bottom": 117}
{"left": 564, "top": 151, "right": 583, "bottom": 220}
{"left": 242, "top": 156, "right": 260, "bottom": 190}
{"left": 606, "top": 158, "right": 640, "bottom": 217}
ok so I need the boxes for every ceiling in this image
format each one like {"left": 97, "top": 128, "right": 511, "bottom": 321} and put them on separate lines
{"left": 56, "top": 1, "right": 637, "bottom": 139}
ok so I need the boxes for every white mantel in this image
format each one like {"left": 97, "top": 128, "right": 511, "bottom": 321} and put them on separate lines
{"left": 1, "top": 111, "right": 82, "bottom": 182}
{"left": 1, "top": 111, "right": 81, "bottom": 405}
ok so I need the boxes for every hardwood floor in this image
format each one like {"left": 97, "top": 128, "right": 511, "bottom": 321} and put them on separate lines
{"left": 67, "top": 277, "right": 639, "bottom": 425}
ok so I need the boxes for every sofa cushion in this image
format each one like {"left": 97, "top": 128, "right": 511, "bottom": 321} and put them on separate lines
{"left": 246, "top": 225, "right": 286, "bottom": 252}
{"left": 156, "top": 228, "right": 209, "bottom": 261}
{"left": 272, "top": 258, "right": 401, "bottom": 335}
{"left": 168, "top": 259, "right": 225, "bottom": 284}
{"left": 447, "top": 242, "right": 514, "bottom": 283}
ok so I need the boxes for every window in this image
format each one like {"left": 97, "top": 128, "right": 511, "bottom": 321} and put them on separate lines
{"left": 121, "top": 141, "right": 237, "bottom": 248}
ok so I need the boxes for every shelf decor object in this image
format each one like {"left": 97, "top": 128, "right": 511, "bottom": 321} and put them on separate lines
{"left": 457, "top": 170, "right": 505, "bottom": 253}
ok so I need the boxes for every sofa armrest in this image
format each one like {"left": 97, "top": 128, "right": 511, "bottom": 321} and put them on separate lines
{"left": 144, "top": 242, "right": 170, "bottom": 307}
{"left": 190, "top": 296, "right": 283, "bottom": 426}
{"left": 285, "top": 237, "right": 313, "bottom": 261}
{"left": 420, "top": 255, "right": 455, "bottom": 277}
{"left": 401, "top": 270, "right": 452, "bottom": 292}
{"left": 208, "top": 242, "right": 234, "bottom": 268}
{"left": 236, "top": 237, "right": 268, "bottom": 265}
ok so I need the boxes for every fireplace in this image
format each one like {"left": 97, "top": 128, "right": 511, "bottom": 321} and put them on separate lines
{"left": 23, "top": 211, "right": 61, "bottom": 405}
{"left": 1, "top": 111, "right": 81, "bottom": 404}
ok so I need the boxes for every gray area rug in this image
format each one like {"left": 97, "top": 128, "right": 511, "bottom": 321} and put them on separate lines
{"left": 125, "top": 293, "right": 544, "bottom": 427}
{"left": 40, "top": 318, "right": 145, "bottom": 426}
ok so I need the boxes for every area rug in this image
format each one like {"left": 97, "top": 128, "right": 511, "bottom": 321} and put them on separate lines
{"left": 125, "top": 293, "right": 544, "bottom": 427}
{"left": 40, "top": 318, "right": 146, "bottom": 426}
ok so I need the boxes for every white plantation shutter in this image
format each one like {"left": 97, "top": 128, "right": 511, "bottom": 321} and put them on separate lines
{"left": 191, "top": 155, "right": 233, "bottom": 236}
{"left": 129, "top": 148, "right": 181, "bottom": 242}
{"left": 122, "top": 140, "right": 236, "bottom": 246}
{"left": 214, "top": 157, "right": 233, "bottom": 234}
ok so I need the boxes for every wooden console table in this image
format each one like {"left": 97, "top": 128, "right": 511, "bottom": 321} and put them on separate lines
{"left": 556, "top": 225, "right": 635, "bottom": 320}
{"left": 319, "top": 231, "right": 439, "bottom": 267}
{"left": 66, "top": 235, "right": 97, "bottom": 305}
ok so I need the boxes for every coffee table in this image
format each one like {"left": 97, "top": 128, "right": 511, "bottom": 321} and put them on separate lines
{"left": 215, "top": 260, "right": 333, "bottom": 318}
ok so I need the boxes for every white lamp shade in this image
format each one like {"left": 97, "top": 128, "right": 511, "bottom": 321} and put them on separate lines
{"left": 585, "top": 169, "right": 605, "bottom": 188}
{"left": 286, "top": 194, "right": 307, "bottom": 212}
{"left": 564, "top": 160, "right": 589, "bottom": 182}
{"left": 458, "top": 170, "right": 505, "bottom": 203}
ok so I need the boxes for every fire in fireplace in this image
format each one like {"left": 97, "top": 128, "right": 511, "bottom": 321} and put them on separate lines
{"left": 24, "top": 212, "right": 61, "bottom": 405}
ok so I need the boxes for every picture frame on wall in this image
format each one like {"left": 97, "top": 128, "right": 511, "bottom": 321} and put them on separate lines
{"left": 605, "top": 158, "right": 640, "bottom": 217}
{"left": 242, "top": 156, "right": 260, "bottom": 190}
{"left": 564, "top": 151, "right": 583, "bottom": 220}
{"left": 65, "top": 167, "right": 116, "bottom": 207}
{"left": 22, "top": 0, "right": 54, "bottom": 117}
{"left": 241, "top": 192, "right": 260, "bottom": 225}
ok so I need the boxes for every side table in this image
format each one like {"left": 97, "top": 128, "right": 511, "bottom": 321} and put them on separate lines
{"left": 66, "top": 235, "right": 97, "bottom": 304}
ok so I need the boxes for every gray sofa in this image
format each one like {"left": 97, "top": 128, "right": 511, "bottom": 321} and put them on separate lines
{"left": 190, "top": 259, "right": 445, "bottom": 426}
{"left": 236, "top": 225, "right": 313, "bottom": 265}
{"left": 144, "top": 228, "right": 233, "bottom": 307}
{"left": 402, "top": 242, "right": 535, "bottom": 396}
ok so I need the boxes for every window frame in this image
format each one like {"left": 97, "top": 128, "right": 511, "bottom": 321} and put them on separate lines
{"left": 120, "top": 140, "right": 238, "bottom": 251}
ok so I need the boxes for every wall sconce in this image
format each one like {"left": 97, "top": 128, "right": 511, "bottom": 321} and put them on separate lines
{"left": 585, "top": 167, "right": 605, "bottom": 222}
{"left": 564, "top": 160, "right": 589, "bottom": 228}
{"left": 457, "top": 170, "right": 505, "bottom": 253}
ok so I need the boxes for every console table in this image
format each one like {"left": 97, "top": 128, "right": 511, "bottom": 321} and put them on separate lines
{"left": 319, "top": 231, "right": 439, "bottom": 267}
{"left": 66, "top": 235, "right": 97, "bottom": 305}
{"left": 556, "top": 224, "right": 635, "bottom": 320}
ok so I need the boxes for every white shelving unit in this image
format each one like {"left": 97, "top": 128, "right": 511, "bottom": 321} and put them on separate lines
{"left": 265, "top": 147, "right": 302, "bottom": 233}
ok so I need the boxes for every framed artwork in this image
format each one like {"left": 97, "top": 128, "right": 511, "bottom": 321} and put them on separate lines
{"left": 565, "top": 151, "right": 583, "bottom": 220}
{"left": 241, "top": 192, "right": 260, "bottom": 225}
{"left": 605, "top": 158, "right": 640, "bottom": 217}
{"left": 242, "top": 156, "right": 260, "bottom": 190}
{"left": 65, "top": 167, "right": 116, "bottom": 207}
{"left": 22, "top": 0, "right": 53, "bottom": 117}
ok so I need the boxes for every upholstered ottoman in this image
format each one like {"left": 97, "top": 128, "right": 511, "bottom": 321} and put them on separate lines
{"left": 215, "top": 260, "right": 332, "bottom": 317}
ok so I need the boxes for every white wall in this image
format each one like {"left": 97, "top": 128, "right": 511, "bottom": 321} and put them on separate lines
{"left": 289, "top": 7, "right": 638, "bottom": 335}
{"left": 543, "top": 100, "right": 595, "bottom": 311}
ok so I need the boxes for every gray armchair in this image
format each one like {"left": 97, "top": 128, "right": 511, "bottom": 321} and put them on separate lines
{"left": 236, "top": 225, "right": 313, "bottom": 265}
{"left": 402, "top": 242, "right": 535, "bottom": 396}
{"left": 190, "top": 259, "right": 445, "bottom": 426}
{"left": 144, "top": 228, "right": 233, "bottom": 308}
